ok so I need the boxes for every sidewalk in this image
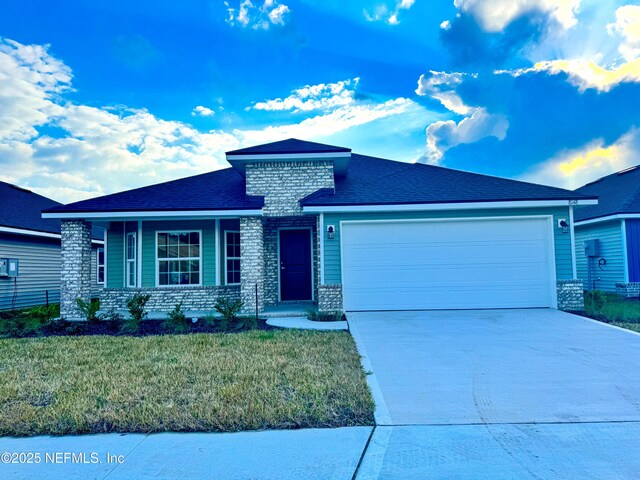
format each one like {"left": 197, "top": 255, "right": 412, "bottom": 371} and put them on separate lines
{"left": 0, "top": 427, "right": 372, "bottom": 480}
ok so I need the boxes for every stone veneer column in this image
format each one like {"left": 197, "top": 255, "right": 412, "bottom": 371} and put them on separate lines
{"left": 556, "top": 279, "right": 584, "bottom": 311}
{"left": 60, "top": 220, "right": 93, "bottom": 321}
{"left": 240, "top": 217, "right": 264, "bottom": 314}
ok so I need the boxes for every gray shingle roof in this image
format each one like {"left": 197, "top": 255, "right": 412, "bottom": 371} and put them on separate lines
{"left": 44, "top": 150, "right": 591, "bottom": 216}
{"left": 44, "top": 168, "right": 264, "bottom": 214}
{"left": 0, "top": 181, "right": 103, "bottom": 239}
{"left": 226, "top": 138, "right": 351, "bottom": 155}
{"left": 574, "top": 165, "right": 640, "bottom": 222}
{"left": 301, "top": 154, "right": 593, "bottom": 206}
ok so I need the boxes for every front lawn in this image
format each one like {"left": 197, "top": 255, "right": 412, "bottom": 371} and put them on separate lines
{"left": 583, "top": 291, "right": 640, "bottom": 332}
{"left": 0, "top": 330, "right": 374, "bottom": 436}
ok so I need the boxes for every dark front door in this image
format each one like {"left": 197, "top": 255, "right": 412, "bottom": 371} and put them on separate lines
{"left": 280, "top": 229, "right": 312, "bottom": 301}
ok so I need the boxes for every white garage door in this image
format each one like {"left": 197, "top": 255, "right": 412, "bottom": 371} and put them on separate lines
{"left": 341, "top": 217, "right": 556, "bottom": 311}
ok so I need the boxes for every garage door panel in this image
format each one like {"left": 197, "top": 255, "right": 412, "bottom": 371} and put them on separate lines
{"left": 341, "top": 218, "right": 555, "bottom": 311}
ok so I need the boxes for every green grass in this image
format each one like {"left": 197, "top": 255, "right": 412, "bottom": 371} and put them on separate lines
{"left": 584, "top": 291, "right": 640, "bottom": 324}
{"left": 612, "top": 322, "right": 640, "bottom": 333}
{"left": 0, "top": 330, "right": 374, "bottom": 436}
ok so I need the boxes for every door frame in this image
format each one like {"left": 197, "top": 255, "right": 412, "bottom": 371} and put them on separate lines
{"left": 277, "top": 227, "right": 315, "bottom": 302}
{"left": 339, "top": 215, "right": 558, "bottom": 310}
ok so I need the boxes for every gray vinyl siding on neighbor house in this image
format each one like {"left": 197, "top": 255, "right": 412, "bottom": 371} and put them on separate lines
{"left": 575, "top": 220, "right": 625, "bottom": 292}
{"left": 323, "top": 207, "right": 574, "bottom": 285}
{"left": 0, "top": 233, "right": 61, "bottom": 310}
{"left": 0, "top": 232, "right": 103, "bottom": 310}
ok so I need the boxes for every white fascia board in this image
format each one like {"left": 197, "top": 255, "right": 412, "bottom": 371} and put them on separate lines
{"left": 0, "top": 226, "right": 61, "bottom": 239}
{"left": 303, "top": 199, "right": 598, "bottom": 214}
{"left": 226, "top": 152, "right": 350, "bottom": 161}
{"left": 0, "top": 225, "right": 104, "bottom": 245}
{"left": 42, "top": 209, "right": 263, "bottom": 220}
{"left": 574, "top": 213, "right": 640, "bottom": 226}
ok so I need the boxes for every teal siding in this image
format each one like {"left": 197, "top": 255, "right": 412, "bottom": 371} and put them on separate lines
{"left": 105, "top": 219, "right": 240, "bottom": 289}
{"left": 106, "top": 222, "right": 124, "bottom": 288}
{"left": 323, "top": 207, "right": 573, "bottom": 284}
{"left": 141, "top": 220, "right": 217, "bottom": 287}
{"left": 219, "top": 219, "right": 240, "bottom": 284}
{"left": 575, "top": 220, "right": 625, "bottom": 292}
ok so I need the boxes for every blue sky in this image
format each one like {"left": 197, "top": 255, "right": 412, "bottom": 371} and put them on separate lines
{"left": 0, "top": 0, "right": 639, "bottom": 202}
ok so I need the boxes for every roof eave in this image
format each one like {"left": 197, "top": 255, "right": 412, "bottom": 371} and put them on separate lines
{"left": 574, "top": 212, "right": 640, "bottom": 225}
{"left": 42, "top": 208, "right": 264, "bottom": 220}
{"left": 302, "top": 198, "right": 598, "bottom": 213}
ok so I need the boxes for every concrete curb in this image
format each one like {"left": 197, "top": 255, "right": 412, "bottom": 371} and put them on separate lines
{"left": 348, "top": 316, "right": 393, "bottom": 425}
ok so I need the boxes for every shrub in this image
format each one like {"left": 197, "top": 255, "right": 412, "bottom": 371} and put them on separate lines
{"left": 307, "top": 310, "right": 344, "bottom": 322}
{"left": 101, "top": 309, "right": 124, "bottom": 322}
{"left": 584, "top": 290, "right": 607, "bottom": 313}
{"left": 121, "top": 293, "right": 151, "bottom": 334}
{"left": 163, "top": 303, "right": 189, "bottom": 334}
{"left": 214, "top": 298, "right": 243, "bottom": 320}
{"left": 76, "top": 298, "right": 101, "bottom": 323}
{"left": 0, "top": 304, "right": 58, "bottom": 338}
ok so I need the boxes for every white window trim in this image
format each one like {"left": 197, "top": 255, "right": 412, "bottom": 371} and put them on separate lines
{"left": 224, "top": 230, "right": 241, "bottom": 286}
{"left": 96, "top": 247, "right": 105, "bottom": 285}
{"left": 126, "top": 232, "right": 137, "bottom": 288}
{"left": 155, "top": 230, "right": 203, "bottom": 288}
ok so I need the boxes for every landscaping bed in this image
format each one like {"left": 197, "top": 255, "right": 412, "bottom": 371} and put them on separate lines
{"left": 0, "top": 330, "right": 374, "bottom": 436}
{"left": 581, "top": 291, "right": 640, "bottom": 332}
{"left": 0, "top": 315, "right": 275, "bottom": 338}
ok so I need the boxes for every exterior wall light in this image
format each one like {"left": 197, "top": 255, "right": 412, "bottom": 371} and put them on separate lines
{"left": 558, "top": 219, "right": 569, "bottom": 234}
{"left": 327, "top": 225, "right": 335, "bottom": 240}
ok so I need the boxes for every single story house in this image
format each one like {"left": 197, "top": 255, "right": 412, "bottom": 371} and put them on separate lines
{"left": 0, "top": 181, "right": 104, "bottom": 311}
{"left": 574, "top": 165, "right": 640, "bottom": 297}
{"left": 42, "top": 139, "right": 597, "bottom": 321}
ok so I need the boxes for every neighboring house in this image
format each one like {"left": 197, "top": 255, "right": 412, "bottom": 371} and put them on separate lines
{"left": 574, "top": 165, "right": 640, "bottom": 297}
{"left": 42, "top": 139, "right": 597, "bottom": 321}
{"left": 0, "top": 181, "right": 104, "bottom": 311}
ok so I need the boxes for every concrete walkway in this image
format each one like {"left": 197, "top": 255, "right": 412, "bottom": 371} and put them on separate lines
{"left": 266, "top": 316, "right": 348, "bottom": 330}
{"left": 0, "top": 427, "right": 372, "bottom": 480}
{"left": 349, "top": 309, "right": 640, "bottom": 479}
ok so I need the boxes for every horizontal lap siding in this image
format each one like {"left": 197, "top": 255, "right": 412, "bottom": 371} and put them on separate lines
{"left": 626, "top": 219, "right": 640, "bottom": 282}
{"left": 323, "top": 207, "right": 573, "bottom": 284}
{"left": 575, "top": 220, "right": 624, "bottom": 292}
{"left": 107, "top": 222, "right": 124, "bottom": 288}
{"left": 141, "top": 220, "right": 217, "bottom": 287}
{"left": 0, "top": 234, "right": 61, "bottom": 310}
{"left": 90, "top": 246, "right": 103, "bottom": 296}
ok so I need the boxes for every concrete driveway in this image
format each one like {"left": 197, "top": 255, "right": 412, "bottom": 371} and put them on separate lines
{"left": 349, "top": 309, "right": 640, "bottom": 479}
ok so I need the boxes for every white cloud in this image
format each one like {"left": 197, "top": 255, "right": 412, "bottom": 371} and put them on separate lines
{"left": 608, "top": 5, "right": 640, "bottom": 61}
{"left": 364, "top": 0, "right": 415, "bottom": 25}
{"left": 191, "top": 105, "right": 215, "bottom": 117}
{"left": 415, "top": 70, "right": 474, "bottom": 115}
{"left": 520, "top": 127, "right": 640, "bottom": 189}
{"left": 493, "top": 5, "right": 640, "bottom": 93}
{"left": 0, "top": 39, "right": 70, "bottom": 142}
{"left": 224, "top": 0, "right": 290, "bottom": 30}
{"left": 499, "top": 58, "right": 640, "bottom": 92}
{"left": 453, "top": 0, "right": 581, "bottom": 32}
{"left": 425, "top": 108, "right": 508, "bottom": 163}
{"left": 251, "top": 78, "right": 359, "bottom": 112}
{"left": 236, "top": 97, "right": 419, "bottom": 145}
{"left": 0, "top": 38, "right": 421, "bottom": 203}
{"left": 416, "top": 70, "right": 508, "bottom": 162}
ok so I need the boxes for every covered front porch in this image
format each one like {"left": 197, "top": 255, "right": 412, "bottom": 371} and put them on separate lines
{"left": 58, "top": 214, "right": 327, "bottom": 321}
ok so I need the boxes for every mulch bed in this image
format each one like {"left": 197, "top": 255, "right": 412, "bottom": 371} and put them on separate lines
{"left": 3, "top": 317, "right": 275, "bottom": 338}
